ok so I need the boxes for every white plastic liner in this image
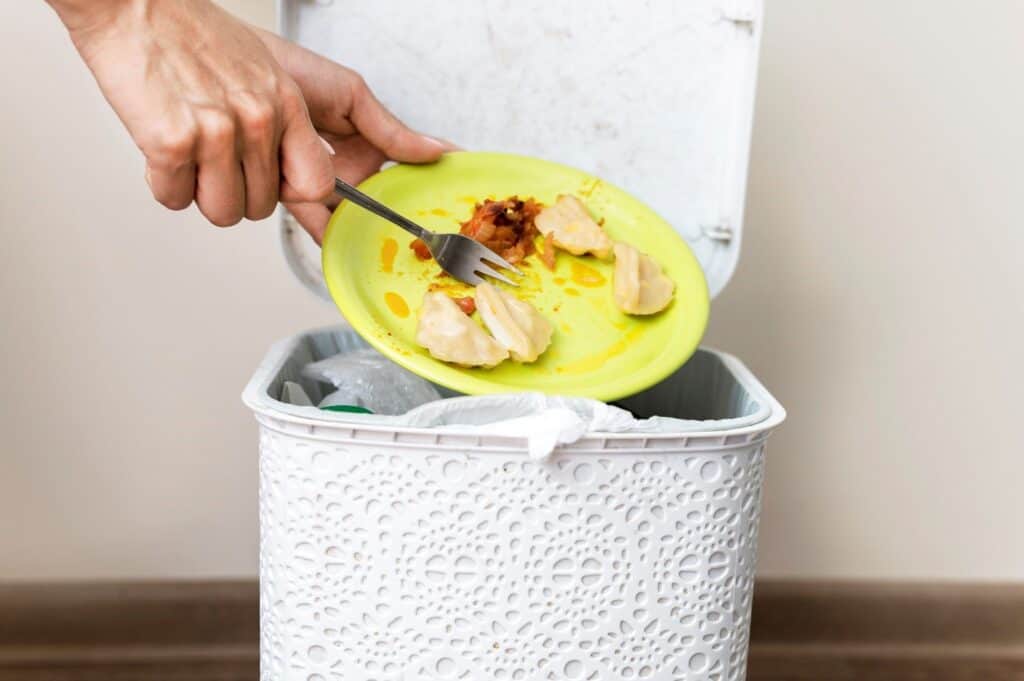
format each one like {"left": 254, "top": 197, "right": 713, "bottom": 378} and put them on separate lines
{"left": 246, "top": 326, "right": 775, "bottom": 459}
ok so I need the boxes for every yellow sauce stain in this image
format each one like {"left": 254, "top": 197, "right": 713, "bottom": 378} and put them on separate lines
{"left": 384, "top": 292, "right": 410, "bottom": 318}
{"left": 564, "top": 288, "right": 581, "bottom": 297}
{"left": 553, "top": 277, "right": 567, "bottom": 286}
{"left": 380, "top": 237, "right": 398, "bottom": 273}
{"left": 457, "top": 195, "right": 478, "bottom": 205}
{"left": 430, "top": 208, "right": 449, "bottom": 217}
{"left": 556, "top": 326, "right": 645, "bottom": 375}
{"left": 427, "top": 280, "right": 474, "bottom": 299}
{"left": 570, "top": 262, "right": 606, "bottom": 288}
{"left": 520, "top": 267, "right": 543, "bottom": 293}
{"left": 577, "top": 178, "right": 602, "bottom": 198}
{"left": 560, "top": 323, "right": 572, "bottom": 333}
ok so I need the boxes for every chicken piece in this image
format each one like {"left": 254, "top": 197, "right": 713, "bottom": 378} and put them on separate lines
{"left": 612, "top": 242, "right": 675, "bottom": 315}
{"left": 535, "top": 195, "right": 613, "bottom": 259}
{"left": 475, "top": 282, "right": 553, "bottom": 363}
{"left": 416, "top": 292, "right": 507, "bottom": 367}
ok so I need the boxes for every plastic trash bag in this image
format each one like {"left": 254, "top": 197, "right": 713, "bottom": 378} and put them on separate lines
{"left": 399, "top": 393, "right": 639, "bottom": 459}
{"left": 280, "top": 381, "right": 314, "bottom": 406}
{"left": 302, "top": 348, "right": 442, "bottom": 415}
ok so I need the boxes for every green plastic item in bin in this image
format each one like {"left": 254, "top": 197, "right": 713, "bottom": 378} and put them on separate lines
{"left": 320, "top": 405, "right": 374, "bottom": 414}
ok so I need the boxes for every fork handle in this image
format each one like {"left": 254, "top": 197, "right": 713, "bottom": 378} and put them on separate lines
{"left": 333, "top": 178, "right": 428, "bottom": 240}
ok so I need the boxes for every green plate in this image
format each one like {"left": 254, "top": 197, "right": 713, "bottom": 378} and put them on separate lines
{"left": 321, "top": 151, "right": 709, "bottom": 401}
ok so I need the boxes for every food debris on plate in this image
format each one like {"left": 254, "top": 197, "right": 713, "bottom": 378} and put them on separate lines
{"left": 475, "top": 282, "right": 553, "bottom": 363}
{"left": 415, "top": 284, "right": 552, "bottom": 368}
{"left": 415, "top": 292, "right": 507, "bottom": 368}
{"left": 535, "top": 194, "right": 614, "bottom": 259}
{"left": 410, "top": 196, "right": 544, "bottom": 265}
{"left": 409, "top": 193, "right": 676, "bottom": 369}
{"left": 612, "top": 242, "right": 675, "bottom": 315}
{"left": 453, "top": 296, "right": 476, "bottom": 315}
{"left": 538, "top": 232, "right": 557, "bottom": 271}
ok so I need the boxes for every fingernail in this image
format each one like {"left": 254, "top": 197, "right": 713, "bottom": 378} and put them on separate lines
{"left": 424, "top": 135, "right": 461, "bottom": 151}
{"left": 319, "top": 136, "right": 336, "bottom": 156}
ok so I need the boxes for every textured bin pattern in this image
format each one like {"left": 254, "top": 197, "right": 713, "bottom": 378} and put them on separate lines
{"left": 259, "top": 430, "right": 766, "bottom": 681}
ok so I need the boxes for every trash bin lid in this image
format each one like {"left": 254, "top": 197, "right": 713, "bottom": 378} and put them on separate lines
{"left": 278, "top": 0, "right": 762, "bottom": 303}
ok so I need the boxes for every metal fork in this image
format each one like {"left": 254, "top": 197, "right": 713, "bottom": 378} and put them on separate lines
{"left": 333, "top": 178, "right": 520, "bottom": 286}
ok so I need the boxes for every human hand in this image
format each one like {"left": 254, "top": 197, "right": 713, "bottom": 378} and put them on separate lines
{"left": 46, "top": 0, "right": 448, "bottom": 240}
{"left": 48, "top": 0, "right": 338, "bottom": 227}
{"left": 254, "top": 29, "right": 451, "bottom": 243}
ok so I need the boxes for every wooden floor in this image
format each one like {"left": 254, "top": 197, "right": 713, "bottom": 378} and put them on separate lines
{"left": 0, "top": 580, "right": 1022, "bottom": 680}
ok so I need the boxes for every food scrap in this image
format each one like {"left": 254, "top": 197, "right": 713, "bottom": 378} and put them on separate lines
{"left": 535, "top": 194, "right": 614, "bottom": 259}
{"left": 453, "top": 296, "right": 476, "bottom": 315}
{"left": 538, "top": 232, "right": 557, "bottom": 271}
{"left": 406, "top": 192, "right": 676, "bottom": 371}
{"left": 612, "top": 242, "right": 675, "bottom": 315}
{"left": 416, "top": 292, "right": 507, "bottom": 368}
{"left": 410, "top": 238, "right": 432, "bottom": 260}
{"left": 475, "top": 282, "right": 553, "bottom": 363}
{"left": 410, "top": 196, "right": 544, "bottom": 266}
{"left": 415, "top": 285, "right": 552, "bottom": 368}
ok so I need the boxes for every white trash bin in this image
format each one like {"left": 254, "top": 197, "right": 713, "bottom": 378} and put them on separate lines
{"left": 245, "top": 328, "right": 783, "bottom": 681}
{"left": 250, "top": 1, "right": 781, "bottom": 678}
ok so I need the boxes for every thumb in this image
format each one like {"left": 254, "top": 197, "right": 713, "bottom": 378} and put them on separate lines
{"left": 254, "top": 27, "right": 450, "bottom": 164}
{"left": 347, "top": 77, "right": 451, "bottom": 163}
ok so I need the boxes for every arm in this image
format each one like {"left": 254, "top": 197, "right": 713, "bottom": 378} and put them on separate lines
{"left": 45, "top": 0, "right": 448, "bottom": 240}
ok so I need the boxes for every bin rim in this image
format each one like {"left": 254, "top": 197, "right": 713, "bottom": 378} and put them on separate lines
{"left": 242, "top": 326, "right": 786, "bottom": 445}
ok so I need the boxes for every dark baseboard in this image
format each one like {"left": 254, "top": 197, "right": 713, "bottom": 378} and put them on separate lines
{"left": 0, "top": 581, "right": 257, "bottom": 681}
{"left": 1, "top": 579, "right": 1022, "bottom": 680}
{"left": 748, "top": 581, "right": 1024, "bottom": 681}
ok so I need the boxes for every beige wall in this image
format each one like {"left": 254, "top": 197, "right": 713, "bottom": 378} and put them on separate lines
{"left": 1, "top": 1, "right": 1021, "bottom": 581}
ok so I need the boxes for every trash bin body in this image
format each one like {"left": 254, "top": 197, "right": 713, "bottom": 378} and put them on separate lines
{"left": 245, "top": 328, "right": 784, "bottom": 680}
